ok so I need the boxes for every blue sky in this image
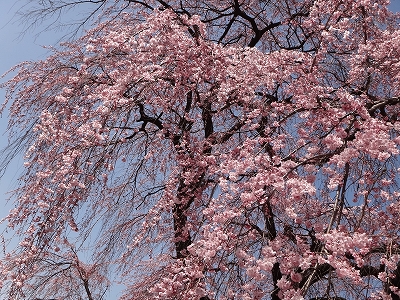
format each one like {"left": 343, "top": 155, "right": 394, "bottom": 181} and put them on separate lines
{"left": 0, "top": 1, "right": 400, "bottom": 299}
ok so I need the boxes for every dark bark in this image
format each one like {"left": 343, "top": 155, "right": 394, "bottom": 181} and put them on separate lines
{"left": 173, "top": 90, "right": 214, "bottom": 259}
{"left": 263, "top": 199, "right": 283, "bottom": 300}
{"left": 271, "top": 262, "right": 283, "bottom": 300}
{"left": 388, "top": 262, "right": 400, "bottom": 300}
{"left": 173, "top": 199, "right": 193, "bottom": 259}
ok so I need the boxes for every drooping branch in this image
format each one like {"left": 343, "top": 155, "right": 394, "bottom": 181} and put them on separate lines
{"left": 326, "top": 162, "right": 350, "bottom": 233}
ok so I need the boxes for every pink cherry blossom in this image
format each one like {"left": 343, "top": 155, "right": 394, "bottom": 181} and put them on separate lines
{"left": 1, "top": 0, "right": 400, "bottom": 299}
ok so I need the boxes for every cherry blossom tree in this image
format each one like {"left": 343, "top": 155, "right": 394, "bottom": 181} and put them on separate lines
{"left": 1, "top": 0, "right": 400, "bottom": 299}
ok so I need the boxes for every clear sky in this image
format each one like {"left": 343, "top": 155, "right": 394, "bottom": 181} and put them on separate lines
{"left": 0, "top": 1, "right": 400, "bottom": 299}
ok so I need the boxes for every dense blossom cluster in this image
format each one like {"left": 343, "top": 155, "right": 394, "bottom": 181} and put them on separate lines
{"left": 1, "top": 0, "right": 400, "bottom": 299}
